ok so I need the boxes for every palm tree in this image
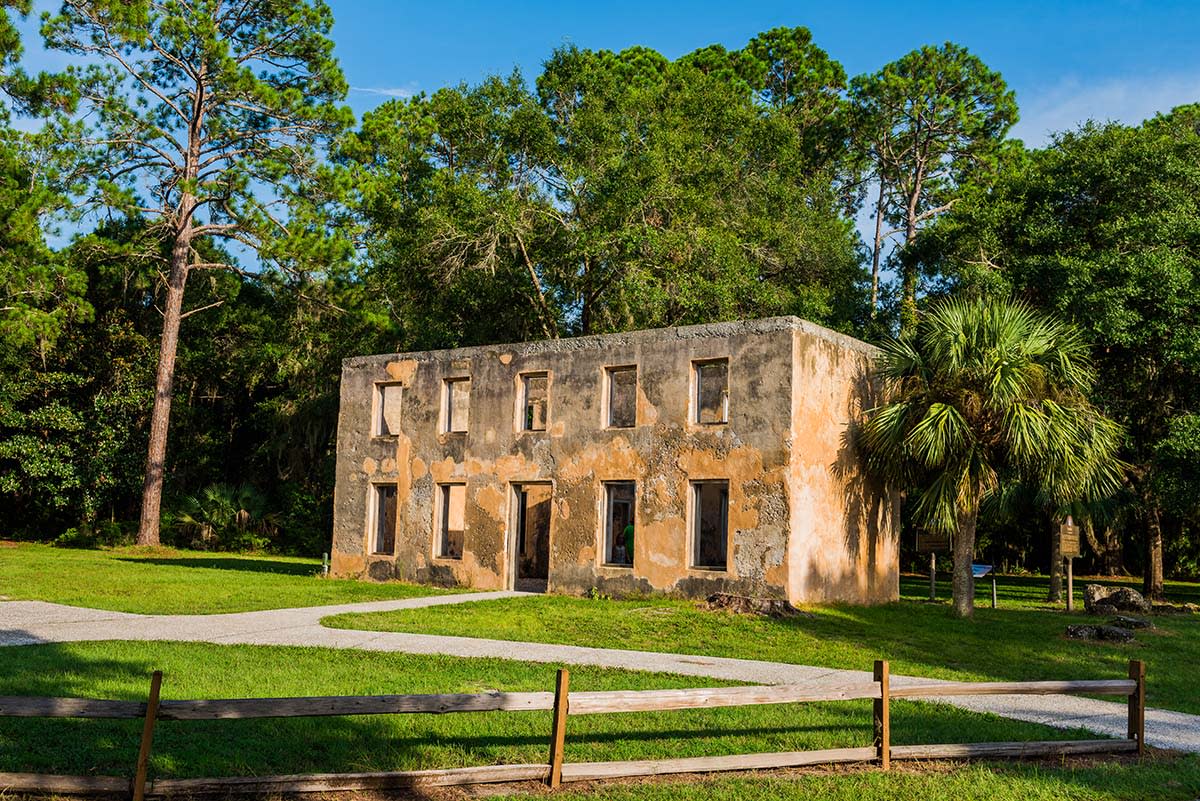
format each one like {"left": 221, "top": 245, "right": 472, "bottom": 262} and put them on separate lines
{"left": 861, "top": 297, "right": 1124, "bottom": 617}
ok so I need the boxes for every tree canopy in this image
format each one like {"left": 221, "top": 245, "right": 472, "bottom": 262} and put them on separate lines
{"left": 0, "top": 8, "right": 1194, "bottom": 606}
{"left": 343, "top": 32, "right": 868, "bottom": 347}
{"left": 919, "top": 111, "right": 1200, "bottom": 596}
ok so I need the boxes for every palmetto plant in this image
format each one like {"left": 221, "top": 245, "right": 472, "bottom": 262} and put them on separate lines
{"left": 861, "top": 297, "right": 1125, "bottom": 617}
{"left": 172, "top": 483, "right": 276, "bottom": 552}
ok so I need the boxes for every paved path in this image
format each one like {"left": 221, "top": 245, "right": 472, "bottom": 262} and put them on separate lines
{"left": 3, "top": 592, "right": 1197, "bottom": 753}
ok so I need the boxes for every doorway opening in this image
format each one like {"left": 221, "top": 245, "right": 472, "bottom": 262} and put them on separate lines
{"left": 511, "top": 482, "right": 552, "bottom": 592}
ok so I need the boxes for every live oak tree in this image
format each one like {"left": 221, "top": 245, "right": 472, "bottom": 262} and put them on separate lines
{"left": 537, "top": 35, "right": 862, "bottom": 334}
{"left": 43, "top": 0, "right": 351, "bottom": 545}
{"left": 339, "top": 71, "right": 564, "bottom": 347}
{"left": 860, "top": 297, "right": 1123, "bottom": 617}
{"left": 0, "top": 222, "right": 157, "bottom": 535}
{"left": 849, "top": 44, "right": 1016, "bottom": 330}
{"left": 347, "top": 30, "right": 865, "bottom": 349}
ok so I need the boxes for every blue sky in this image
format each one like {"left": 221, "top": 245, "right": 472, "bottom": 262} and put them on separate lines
{"left": 15, "top": 1, "right": 1200, "bottom": 144}
{"left": 329, "top": 0, "right": 1200, "bottom": 146}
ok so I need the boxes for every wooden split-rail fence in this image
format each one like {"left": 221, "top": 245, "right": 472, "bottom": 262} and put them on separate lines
{"left": 0, "top": 659, "right": 1146, "bottom": 798}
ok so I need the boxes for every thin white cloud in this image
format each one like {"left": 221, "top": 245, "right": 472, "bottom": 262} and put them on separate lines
{"left": 1012, "top": 72, "right": 1200, "bottom": 146}
{"left": 350, "top": 85, "right": 418, "bottom": 99}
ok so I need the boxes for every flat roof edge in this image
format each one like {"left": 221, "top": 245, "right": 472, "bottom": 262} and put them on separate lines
{"left": 343, "top": 316, "right": 878, "bottom": 369}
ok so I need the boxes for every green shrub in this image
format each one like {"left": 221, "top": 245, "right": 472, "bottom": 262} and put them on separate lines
{"left": 165, "top": 483, "right": 275, "bottom": 551}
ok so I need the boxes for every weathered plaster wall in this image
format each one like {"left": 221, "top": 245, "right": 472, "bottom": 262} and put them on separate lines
{"left": 787, "top": 323, "right": 900, "bottom": 604}
{"left": 330, "top": 316, "right": 899, "bottom": 604}
{"left": 330, "top": 358, "right": 411, "bottom": 580}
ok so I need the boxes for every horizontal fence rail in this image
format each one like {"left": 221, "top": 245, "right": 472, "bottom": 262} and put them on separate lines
{"left": 890, "top": 679, "right": 1137, "bottom": 698}
{"left": 0, "top": 697, "right": 146, "bottom": 719}
{"left": 0, "top": 659, "right": 1147, "bottom": 798}
{"left": 567, "top": 681, "right": 883, "bottom": 715}
{"left": 158, "top": 690, "right": 557, "bottom": 719}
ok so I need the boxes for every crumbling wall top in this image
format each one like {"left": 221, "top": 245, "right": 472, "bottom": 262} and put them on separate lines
{"left": 342, "top": 316, "right": 878, "bottom": 371}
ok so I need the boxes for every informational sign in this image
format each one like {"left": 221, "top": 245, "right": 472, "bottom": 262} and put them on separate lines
{"left": 1059, "top": 523, "right": 1081, "bottom": 558}
{"left": 916, "top": 531, "right": 951, "bottom": 553}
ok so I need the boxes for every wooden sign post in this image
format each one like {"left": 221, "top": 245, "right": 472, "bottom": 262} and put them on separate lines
{"left": 916, "top": 532, "right": 951, "bottom": 602}
{"left": 1059, "top": 518, "right": 1080, "bottom": 611}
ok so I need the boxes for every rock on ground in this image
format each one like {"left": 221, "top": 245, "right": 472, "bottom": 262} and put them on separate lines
{"left": 1084, "top": 584, "right": 1151, "bottom": 615}
{"left": 1065, "top": 623, "right": 1135, "bottom": 643}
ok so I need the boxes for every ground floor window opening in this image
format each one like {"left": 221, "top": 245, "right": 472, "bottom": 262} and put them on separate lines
{"left": 370, "top": 484, "right": 397, "bottom": 555}
{"left": 603, "top": 482, "right": 636, "bottom": 566}
{"left": 691, "top": 480, "right": 728, "bottom": 570}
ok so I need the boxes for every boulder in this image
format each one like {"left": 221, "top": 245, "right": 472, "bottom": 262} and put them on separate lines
{"left": 1083, "top": 584, "right": 1151, "bottom": 615}
{"left": 1065, "top": 624, "right": 1135, "bottom": 643}
{"left": 705, "top": 593, "right": 810, "bottom": 619}
{"left": 1108, "top": 615, "right": 1153, "bottom": 630}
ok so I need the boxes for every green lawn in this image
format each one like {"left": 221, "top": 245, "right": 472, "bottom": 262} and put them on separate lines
{"left": 0, "top": 641, "right": 1121, "bottom": 781}
{"left": 324, "top": 574, "right": 1200, "bottom": 715}
{"left": 0, "top": 543, "right": 452, "bottom": 614}
{"left": 502, "top": 760, "right": 1200, "bottom": 801}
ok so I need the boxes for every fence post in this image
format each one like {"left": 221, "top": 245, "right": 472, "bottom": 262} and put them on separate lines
{"left": 547, "top": 668, "right": 570, "bottom": 788}
{"left": 132, "top": 670, "right": 163, "bottom": 801}
{"left": 1128, "top": 659, "right": 1145, "bottom": 757}
{"left": 873, "top": 660, "right": 890, "bottom": 771}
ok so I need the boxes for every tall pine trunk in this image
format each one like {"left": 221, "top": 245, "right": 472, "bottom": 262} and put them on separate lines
{"left": 951, "top": 492, "right": 979, "bottom": 618}
{"left": 899, "top": 188, "right": 921, "bottom": 334}
{"left": 870, "top": 180, "right": 886, "bottom": 316}
{"left": 137, "top": 62, "right": 204, "bottom": 547}
{"left": 136, "top": 219, "right": 193, "bottom": 546}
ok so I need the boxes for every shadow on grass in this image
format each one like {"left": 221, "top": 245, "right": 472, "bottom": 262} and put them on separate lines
{"left": 0, "top": 643, "right": 1092, "bottom": 783}
{"left": 113, "top": 556, "right": 318, "bottom": 576}
{"left": 900, "top": 572, "right": 1200, "bottom": 606}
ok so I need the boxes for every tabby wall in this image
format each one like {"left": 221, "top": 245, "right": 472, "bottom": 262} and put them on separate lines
{"left": 330, "top": 317, "right": 899, "bottom": 604}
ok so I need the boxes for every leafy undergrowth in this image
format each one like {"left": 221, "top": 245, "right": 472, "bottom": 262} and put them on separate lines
{"left": 323, "top": 574, "right": 1200, "bottom": 714}
{"left": 0, "top": 641, "right": 1093, "bottom": 780}
{"left": 0, "top": 542, "right": 455, "bottom": 614}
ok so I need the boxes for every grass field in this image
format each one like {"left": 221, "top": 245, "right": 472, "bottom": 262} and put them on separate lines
{"left": 324, "top": 574, "right": 1200, "bottom": 715}
{"left": 0, "top": 543, "right": 452, "bottom": 614}
{"left": 0, "top": 640, "right": 1097, "bottom": 780}
{"left": 507, "top": 760, "right": 1200, "bottom": 801}
{"left": 1, "top": 550, "right": 1197, "bottom": 801}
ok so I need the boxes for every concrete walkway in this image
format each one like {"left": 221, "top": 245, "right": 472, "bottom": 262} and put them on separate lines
{"left": 2, "top": 592, "right": 1197, "bottom": 753}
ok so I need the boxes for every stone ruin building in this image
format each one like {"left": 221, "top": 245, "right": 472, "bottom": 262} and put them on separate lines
{"left": 330, "top": 316, "right": 899, "bottom": 604}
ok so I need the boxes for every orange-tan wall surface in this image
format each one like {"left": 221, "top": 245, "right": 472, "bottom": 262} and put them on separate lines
{"left": 330, "top": 317, "right": 899, "bottom": 604}
{"left": 787, "top": 323, "right": 900, "bottom": 604}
